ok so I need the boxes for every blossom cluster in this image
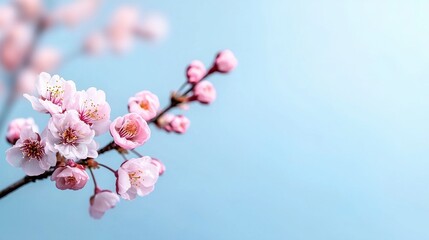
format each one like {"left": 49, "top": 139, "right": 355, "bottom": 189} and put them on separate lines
{"left": 3, "top": 49, "right": 237, "bottom": 219}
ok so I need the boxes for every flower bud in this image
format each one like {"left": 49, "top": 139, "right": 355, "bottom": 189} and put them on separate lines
{"left": 193, "top": 81, "right": 216, "bottom": 104}
{"left": 214, "top": 49, "right": 237, "bottom": 73}
{"left": 186, "top": 60, "right": 206, "bottom": 84}
{"left": 6, "top": 118, "right": 38, "bottom": 144}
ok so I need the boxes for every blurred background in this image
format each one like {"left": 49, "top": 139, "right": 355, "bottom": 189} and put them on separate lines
{"left": 1, "top": 0, "right": 429, "bottom": 239}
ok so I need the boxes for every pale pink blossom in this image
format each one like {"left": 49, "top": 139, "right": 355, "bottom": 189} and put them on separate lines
{"left": 6, "top": 127, "right": 56, "bottom": 176}
{"left": 110, "top": 113, "right": 150, "bottom": 150}
{"left": 83, "top": 32, "right": 106, "bottom": 55}
{"left": 66, "top": 87, "right": 111, "bottom": 135}
{"left": 51, "top": 160, "right": 88, "bottom": 190}
{"left": 30, "top": 47, "right": 61, "bottom": 73}
{"left": 186, "top": 60, "right": 206, "bottom": 84}
{"left": 151, "top": 158, "right": 165, "bottom": 176}
{"left": 0, "top": 5, "right": 16, "bottom": 31}
{"left": 50, "top": 0, "right": 100, "bottom": 27}
{"left": 116, "top": 156, "right": 159, "bottom": 200}
{"left": 24, "top": 72, "right": 76, "bottom": 114}
{"left": 136, "top": 13, "right": 168, "bottom": 42}
{"left": 214, "top": 49, "right": 237, "bottom": 73}
{"left": 0, "top": 22, "right": 32, "bottom": 71}
{"left": 128, "top": 91, "right": 160, "bottom": 121}
{"left": 6, "top": 117, "right": 39, "bottom": 144}
{"left": 89, "top": 189, "right": 120, "bottom": 219}
{"left": 14, "top": 0, "right": 43, "bottom": 20}
{"left": 106, "top": 6, "right": 139, "bottom": 53}
{"left": 193, "top": 81, "right": 216, "bottom": 104}
{"left": 46, "top": 110, "right": 98, "bottom": 160}
{"left": 156, "top": 113, "right": 174, "bottom": 132}
{"left": 16, "top": 69, "right": 37, "bottom": 94}
{"left": 170, "top": 115, "right": 190, "bottom": 134}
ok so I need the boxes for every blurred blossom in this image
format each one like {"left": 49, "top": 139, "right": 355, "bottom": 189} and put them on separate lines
{"left": 14, "top": 0, "right": 43, "bottom": 20}
{"left": 106, "top": 6, "right": 139, "bottom": 53}
{"left": 16, "top": 69, "right": 37, "bottom": 94}
{"left": 50, "top": 0, "right": 100, "bottom": 27}
{"left": 215, "top": 49, "right": 238, "bottom": 73}
{"left": 83, "top": 32, "right": 107, "bottom": 56}
{"left": 6, "top": 117, "right": 38, "bottom": 144}
{"left": 136, "top": 13, "right": 168, "bottom": 42}
{"left": 193, "top": 81, "right": 216, "bottom": 104}
{"left": 0, "top": 5, "right": 16, "bottom": 31}
{"left": 0, "top": 22, "right": 32, "bottom": 71}
{"left": 186, "top": 60, "right": 206, "bottom": 84}
{"left": 157, "top": 113, "right": 175, "bottom": 132}
{"left": 31, "top": 47, "right": 61, "bottom": 73}
{"left": 170, "top": 115, "right": 190, "bottom": 134}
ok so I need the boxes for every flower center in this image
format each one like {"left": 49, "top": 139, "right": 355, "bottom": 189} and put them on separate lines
{"left": 61, "top": 127, "right": 78, "bottom": 144}
{"left": 65, "top": 176, "right": 77, "bottom": 185}
{"left": 80, "top": 100, "right": 105, "bottom": 123}
{"left": 139, "top": 100, "right": 150, "bottom": 110}
{"left": 46, "top": 84, "right": 64, "bottom": 105}
{"left": 20, "top": 139, "right": 44, "bottom": 160}
{"left": 119, "top": 121, "right": 138, "bottom": 139}
{"left": 129, "top": 170, "right": 144, "bottom": 186}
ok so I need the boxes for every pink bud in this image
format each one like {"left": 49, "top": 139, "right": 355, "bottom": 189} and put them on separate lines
{"left": 83, "top": 32, "right": 106, "bottom": 55}
{"left": 89, "top": 190, "right": 120, "bottom": 219}
{"left": 6, "top": 118, "right": 39, "bottom": 144}
{"left": 214, "top": 49, "right": 237, "bottom": 73}
{"left": 157, "top": 113, "right": 175, "bottom": 132}
{"left": 186, "top": 60, "right": 206, "bottom": 84}
{"left": 170, "top": 115, "right": 190, "bottom": 134}
{"left": 193, "top": 81, "right": 216, "bottom": 104}
{"left": 151, "top": 158, "right": 165, "bottom": 176}
{"left": 31, "top": 47, "right": 61, "bottom": 73}
{"left": 51, "top": 160, "right": 89, "bottom": 190}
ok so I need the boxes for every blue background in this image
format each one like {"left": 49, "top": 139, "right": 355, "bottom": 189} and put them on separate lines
{"left": 1, "top": 0, "right": 429, "bottom": 239}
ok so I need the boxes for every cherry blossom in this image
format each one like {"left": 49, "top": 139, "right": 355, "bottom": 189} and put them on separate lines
{"left": 46, "top": 110, "right": 98, "bottom": 160}
{"left": 128, "top": 90, "right": 160, "bottom": 121}
{"left": 186, "top": 60, "right": 206, "bottom": 84}
{"left": 51, "top": 160, "right": 89, "bottom": 190}
{"left": 6, "top": 127, "right": 55, "bottom": 176}
{"left": 89, "top": 190, "right": 120, "bottom": 219}
{"left": 66, "top": 87, "right": 111, "bottom": 135}
{"left": 116, "top": 156, "right": 159, "bottom": 200}
{"left": 193, "top": 81, "right": 216, "bottom": 104}
{"left": 215, "top": 49, "right": 238, "bottom": 73}
{"left": 110, "top": 113, "right": 150, "bottom": 150}
{"left": 24, "top": 72, "right": 76, "bottom": 114}
{"left": 170, "top": 115, "right": 190, "bottom": 134}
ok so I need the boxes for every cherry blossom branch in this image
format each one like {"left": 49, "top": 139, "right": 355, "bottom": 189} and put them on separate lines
{"left": 0, "top": 50, "right": 237, "bottom": 218}
{"left": 0, "top": 83, "right": 187, "bottom": 199}
{"left": 0, "top": 140, "right": 117, "bottom": 198}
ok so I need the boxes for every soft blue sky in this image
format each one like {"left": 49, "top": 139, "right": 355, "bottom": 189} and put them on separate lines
{"left": 1, "top": 0, "right": 429, "bottom": 239}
